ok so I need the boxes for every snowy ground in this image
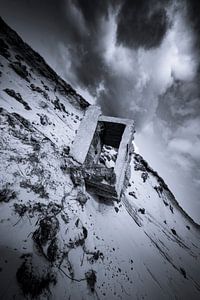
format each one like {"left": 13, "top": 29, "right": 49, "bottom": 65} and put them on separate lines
{"left": 0, "top": 16, "right": 200, "bottom": 300}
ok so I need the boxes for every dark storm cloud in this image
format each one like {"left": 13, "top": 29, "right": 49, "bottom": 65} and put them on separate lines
{"left": 186, "top": 0, "right": 200, "bottom": 50}
{"left": 71, "top": 0, "right": 115, "bottom": 26}
{"left": 0, "top": 0, "right": 199, "bottom": 126}
{"left": 0, "top": 0, "right": 173, "bottom": 96}
{"left": 116, "top": 0, "right": 170, "bottom": 49}
{"left": 52, "top": 0, "right": 113, "bottom": 91}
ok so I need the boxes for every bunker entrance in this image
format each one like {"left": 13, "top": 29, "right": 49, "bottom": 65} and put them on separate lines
{"left": 70, "top": 106, "right": 134, "bottom": 200}
{"left": 84, "top": 121, "right": 127, "bottom": 199}
{"left": 85, "top": 121, "right": 125, "bottom": 169}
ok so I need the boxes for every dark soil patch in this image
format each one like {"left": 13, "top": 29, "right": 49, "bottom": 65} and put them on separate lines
{"left": 16, "top": 259, "right": 56, "bottom": 297}
{"left": 4, "top": 89, "right": 31, "bottom": 110}
{"left": 20, "top": 180, "right": 49, "bottom": 198}
{"left": 52, "top": 97, "right": 67, "bottom": 113}
{"left": 33, "top": 216, "right": 59, "bottom": 246}
{"left": 138, "top": 208, "right": 145, "bottom": 214}
{"left": 10, "top": 61, "right": 30, "bottom": 82}
{"left": 171, "top": 228, "right": 177, "bottom": 236}
{"left": 0, "top": 38, "right": 10, "bottom": 59}
{"left": 30, "top": 84, "right": 50, "bottom": 101}
{"left": 13, "top": 203, "right": 28, "bottom": 217}
{"left": 0, "top": 188, "right": 16, "bottom": 203}
{"left": 129, "top": 191, "right": 137, "bottom": 199}
{"left": 85, "top": 269, "right": 96, "bottom": 293}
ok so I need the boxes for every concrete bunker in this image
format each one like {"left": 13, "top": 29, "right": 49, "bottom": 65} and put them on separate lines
{"left": 70, "top": 106, "right": 134, "bottom": 200}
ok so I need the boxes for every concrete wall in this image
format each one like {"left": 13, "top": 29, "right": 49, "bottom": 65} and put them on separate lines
{"left": 70, "top": 106, "right": 135, "bottom": 200}
{"left": 70, "top": 105, "right": 101, "bottom": 164}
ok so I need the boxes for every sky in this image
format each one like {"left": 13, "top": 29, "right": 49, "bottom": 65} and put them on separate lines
{"left": 0, "top": 0, "right": 200, "bottom": 222}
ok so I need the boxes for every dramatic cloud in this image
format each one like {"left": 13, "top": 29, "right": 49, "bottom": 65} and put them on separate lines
{"left": 116, "top": 0, "right": 170, "bottom": 49}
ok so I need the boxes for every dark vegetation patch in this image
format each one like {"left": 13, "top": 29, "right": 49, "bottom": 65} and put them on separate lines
{"left": 52, "top": 97, "right": 67, "bottom": 113}
{"left": 16, "top": 258, "right": 56, "bottom": 298}
{"left": 44, "top": 85, "right": 49, "bottom": 91}
{"left": 15, "top": 54, "right": 23, "bottom": 61}
{"left": 171, "top": 228, "right": 177, "bottom": 236}
{"left": 29, "top": 135, "right": 42, "bottom": 152}
{"left": 14, "top": 203, "right": 28, "bottom": 217}
{"left": 0, "top": 187, "right": 16, "bottom": 203}
{"left": 154, "top": 185, "right": 163, "bottom": 197}
{"left": 61, "top": 213, "right": 69, "bottom": 224}
{"left": 87, "top": 250, "right": 104, "bottom": 264}
{"left": 9, "top": 127, "right": 31, "bottom": 144}
{"left": 32, "top": 217, "right": 60, "bottom": 262}
{"left": 141, "top": 172, "right": 148, "bottom": 182}
{"left": 0, "top": 108, "right": 17, "bottom": 128}
{"left": 129, "top": 191, "right": 137, "bottom": 199}
{"left": 47, "top": 238, "right": 60, "bottom": 262}
{"left": 163, "top": 199, "right": 169, "bottom": 206}
{"left": 114, "top": 207, "right": 119, "bottom": 213}
{"left": 33, "top": 216, "right": 59, "bottom": 246}
{"left": 6, "top": 119, "right": 39, "bottom": 148}
{"left": 169, "top": 205, "right": 174, "bottom": 214}
{"left": 14, "top": 201, "right": 63, "bottom": 220}
{"left": 76, "top": 190, "right": 89, "bottom": 207}
{"left": 41, "top": 80, "right": 50, "bottom": 91}
{"left": 0, "top": 38, "right": 10, "bottom": 59}
{"left": 83, "top": 226, "right": 88, "bottom": 240}
{"left": 85, "top": 270, "right": 97, "bottom": 293}
{"left": 134, "top": 159, "right": 146, "bottom": 172}
{"left": 10, "top": 61, "right": 30, "bottom": 81}
{"left": 30, "top": 84, "right": 50, "bottom": 101}
{"left": 6, "top": 114, "right": 16, "bottom": 128}
{"left": 30, "top": 206, "right": 88, "bottom": 267}
{"left": 4, "top": 89, "right": 31, "bottom": 110}
{"left": 138, "top": 208, "right": 145, "bottom": 214}
{"left": 38, "top": 114, "right": 50, "bottom": 126}
{"left": 12, "top": 112, "right": 32, "bottom": 128}
{"left": 20, "top": 180, "right": 49, "bottom": 198}
{"left": 62, "top": 146, "right": 70, "bottom": 156}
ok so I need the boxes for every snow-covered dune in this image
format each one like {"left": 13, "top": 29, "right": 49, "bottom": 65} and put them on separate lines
{"left": 0, "top": 17, "right": 200, "bottom": 300}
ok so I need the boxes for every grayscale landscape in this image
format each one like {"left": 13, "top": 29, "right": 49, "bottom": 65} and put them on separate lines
{"left": 0, "top": 14, "right": 200, "bottom": 299}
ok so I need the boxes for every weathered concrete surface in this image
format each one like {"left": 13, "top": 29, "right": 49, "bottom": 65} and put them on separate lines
{"left": 70, "top": 107, "right": 134, "bottom": 200}
{"left": 98, "top": 115, "right": 133, "bottom": 125}
{"left": 99, "top": 116, "right": 134, "bottom": 199}
{"left": 70, "top": 105, "right": 101, "bottom": 163}
{"left": 115, "top": 122, "right": 134, "bottom": 196}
